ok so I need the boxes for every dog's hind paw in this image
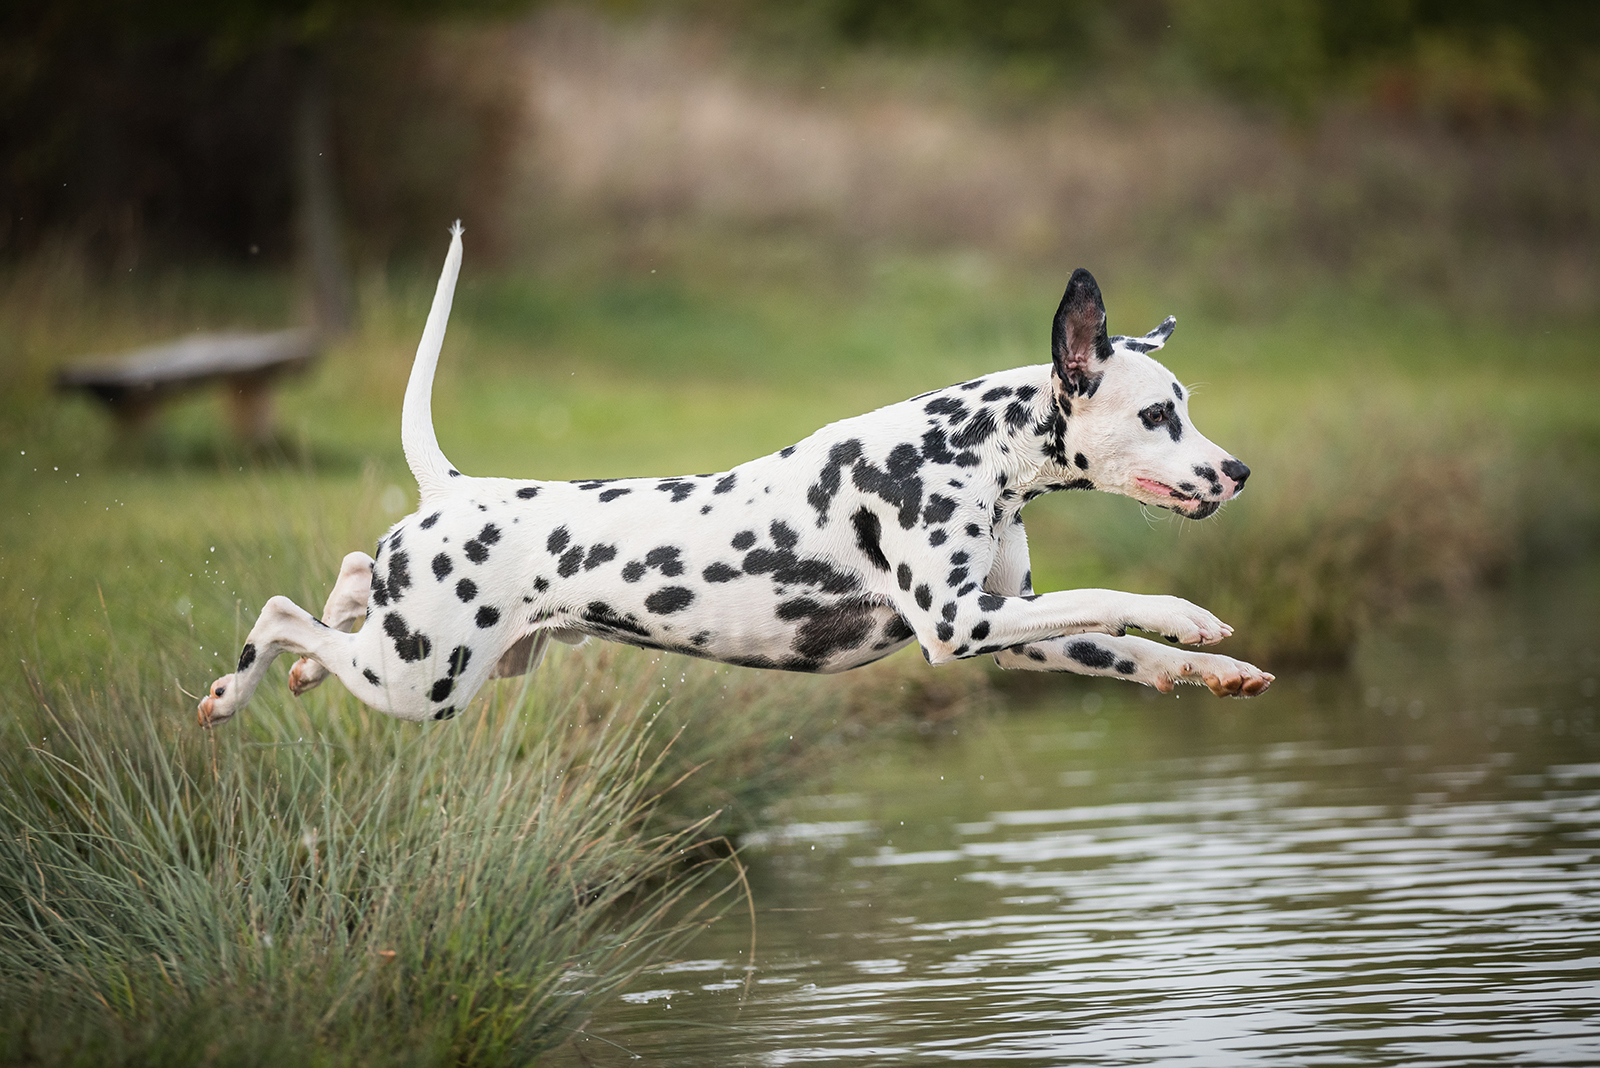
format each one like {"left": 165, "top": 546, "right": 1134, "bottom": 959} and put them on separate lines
{"left": 198, "top": 674, "right": 236, "bottom": 727}
{"left": 288, "top": 656, "right": 328, "bottom": 696}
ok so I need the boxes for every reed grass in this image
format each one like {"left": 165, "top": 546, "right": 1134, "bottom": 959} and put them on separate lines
{"left": 0, "top": 642, "right": 759, "bottom": 1066}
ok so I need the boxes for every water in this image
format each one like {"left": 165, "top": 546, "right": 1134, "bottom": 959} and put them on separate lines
{"left": 555, "top": 572, "right": 1600, "bottom": 1065}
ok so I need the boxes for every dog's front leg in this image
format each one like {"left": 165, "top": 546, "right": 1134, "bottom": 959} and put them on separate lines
{"left": 289, "top": 551, "right": 375, "bottom": 696}
{"left": 995, "top": 633, "right": 1273, "bottom": 696}
{"left": 899, "top": 583, "right": 1230, "bottom": 668}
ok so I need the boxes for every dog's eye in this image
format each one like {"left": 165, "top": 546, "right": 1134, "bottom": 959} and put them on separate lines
{"left": 1142, "top": 405, "right": 1165, "bottom": 424}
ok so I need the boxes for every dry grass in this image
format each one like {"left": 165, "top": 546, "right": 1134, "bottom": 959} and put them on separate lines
{"left": 510, "top": 9, "right": 1600, "bottom": 317}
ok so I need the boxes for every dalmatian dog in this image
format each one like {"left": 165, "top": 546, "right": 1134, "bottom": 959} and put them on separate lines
{"left": 198, "top": 225, "right": 1271, "bottom": 728}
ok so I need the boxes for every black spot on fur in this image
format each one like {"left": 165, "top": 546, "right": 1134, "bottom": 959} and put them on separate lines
{"left": 456, "top": 578, "right": 477, "bottom": 602}
{"left": 965, "top": 523, "right": 982, "bottom": 537}
{"left": 743, "top": 548, "right": 862, "bottom": 594}
{"left": 922, "top": 494, "right": 957, "bottom": 525}
{"left": 714, "top": 473, "right": 738, "bottom": 494}
{"left": 951, "top": 408, "right": 997, "bottom": 449}
{"left": 936, "top": 622, "right": 954, "bottom": 641}
{"left": 925, "top": 396, "right": 968, "bottom": 421}
{"left": 947, "top": 567, "right": 969, "bottom": 587}
{"left": 585, "top": 544, "right": 618, "bottom": 570}
{"left": 1172, "top": 382, "right": 1184, "bottom": 401}
{"left": 978, "top": 593, "right": 1005, "bottom": 611}
{"left": 656, "top": 480, "right": 695, "bottom": 502}
{"left": 1074, "top": 452, "right": 1089, "bottom": 470}
{"left": 852, "top": 456, "right": 923, "bottom": 530}
{"left": 475, "top": 605, "right": 500, "bottom": 628}
{"left": 1005, "top": 399, "right": 1031, "bottom": 428}
{"left": 1066, "top": 640, "right": 1116, "bottom": 669}
{"left": 770, "top": 521, "right": 799, "bottom": 551}
{"left": 622, "top": 562, "right": 646, "bottom": 582}
{"left": 882, "top": 614, "right": 914, "bottom": 642}
{"left": 431, "top": 677, "right": 455, "bottom": 702}
{"left": 703, "top": 563, "right": 741, "bottom": 583}
{"left": 852, "top": 508, "right": 890, "bottom": 571}
{"left": 970, "top": 620, "right": 990, "bottom": 641}
{"left": 806, "top": 438, "right": 864, "bottom": 526}
{"left": 420, "top": 512, "right": 441, "bottom": 529}
{"left": 517, "top": 486, "right": 540, "bottom": 499}
{"left": 645, "top": 586, "right": 694, "bottom": 614}
{"left": 645, "top": 546, "right": 685, "bottom": 576}
{"left": 465, "top": 540, "right": 489, "bottom": 564}
{"left": 941, "top": 601, "right": 958, "bottom": 622}
{"left": 897, "top": 563, "right": 913, "bottom": 590}
{"left": 779, "top": 445, "right": 796, "bottom": 458}
{"left": 732, "top": 530, "right": 757, "bottom": 551}
{"left": 914, "top": 584, "right": 932, "bottom": 611}
{"left": 533, "top": 576, "right": 550, "bottom": 592}
{"left": 929, "top": 529, "right": 948, "bottom": 547}
{"left": 584, "top": 602, "right": 650, "bottom": 637}
{"left": 432, "top": 553, "right": 452, "bottom": 580}
{"left": 789, "top": 601, "right": 875, "bottom": 662}
{"left": 237, "top": 643, "right": 256, "bottom": 671}
{"left": 386, "top": 552, "right": 413, "bottom": 602}
{"left": 448, "top": 645, "right": 471, "bottom": 676}
{"left": 363, "top": 668, "right": 379, "bottom": 685}
{"left": 983, "top": 386, "right": 1012, "bottom": 401}
{"left": 433, "top": 706, "right": 456, "bottom": 721}
{"left": 383, "top": 613, "right": 432, "bottom": 663}
{"left": 370, "top": 573, "right": 390, "bottom": 607}
{"left": 1116, "top": 659, "right": 1137, "bottom": 674}
{"left": 547, "top": 527, "right": 570, "bottom": 555}
{"left": 599, "top": 487, "right": 632, "bottom": 503}
{"left": 558, "top": 547, "right": 584, "bottom": 577}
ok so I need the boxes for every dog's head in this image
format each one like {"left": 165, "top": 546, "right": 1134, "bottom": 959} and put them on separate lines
{"left": 1049, "top": 269, "right": 1249, "bottom": 518}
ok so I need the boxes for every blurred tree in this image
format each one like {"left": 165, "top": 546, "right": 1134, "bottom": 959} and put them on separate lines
{"left": 0, "top": 0, "right": 532, "bottom": 312}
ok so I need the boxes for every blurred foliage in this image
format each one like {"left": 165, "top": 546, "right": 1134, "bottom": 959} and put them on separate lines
{"left": 761, "top": 0, "right": 1600, "bottom": 117}
{"left": 6, "top": 0, "right": 1598, "bottom": 271}
{"left": 0, "top": 0, "right": 531, "bottom": 267}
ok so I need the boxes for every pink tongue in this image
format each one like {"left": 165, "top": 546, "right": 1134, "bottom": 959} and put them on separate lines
{"left": 1136, "top": 477, "right": 1175, "bottom": 498}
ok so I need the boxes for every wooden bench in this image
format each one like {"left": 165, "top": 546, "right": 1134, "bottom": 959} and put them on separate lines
{"left": 57, "top": 329, "right": 321, "bottom": 443}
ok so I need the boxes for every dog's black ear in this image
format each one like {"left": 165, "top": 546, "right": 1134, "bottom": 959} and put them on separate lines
{"left": 1052, "top": 268, "right": 1113, "bottom": 397}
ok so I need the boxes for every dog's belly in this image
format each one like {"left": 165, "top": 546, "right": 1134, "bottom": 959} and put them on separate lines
{"left": 564, "top": 592, "right": 915, "bottom": 674}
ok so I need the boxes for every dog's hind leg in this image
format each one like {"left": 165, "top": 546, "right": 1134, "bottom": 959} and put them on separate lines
{"left": 994, "top": 633, "right": 1272, "bottom": 696}
{"left": 199, "top": 596, "right": 369, "bottom": 726}
{"left": 288, "top": 551, "right": 374, "bottom": 696}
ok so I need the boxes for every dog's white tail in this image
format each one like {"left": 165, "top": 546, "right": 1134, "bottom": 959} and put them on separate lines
{"left": 402, "top": 222, "right": 465, "bottom": 501}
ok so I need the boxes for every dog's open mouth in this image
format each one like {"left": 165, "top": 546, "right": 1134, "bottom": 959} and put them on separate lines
{"left": 1136, "top": 477, "right": 1220, "bottom": 518}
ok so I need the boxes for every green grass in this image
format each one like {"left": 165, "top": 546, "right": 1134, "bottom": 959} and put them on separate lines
{"left": 2, "top": 232, "right": 1598, "bottom": 1063}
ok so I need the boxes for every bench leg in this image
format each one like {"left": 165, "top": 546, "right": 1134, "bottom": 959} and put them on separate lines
{"left": 225, "top": 374, "right": 276, "bottom": 443}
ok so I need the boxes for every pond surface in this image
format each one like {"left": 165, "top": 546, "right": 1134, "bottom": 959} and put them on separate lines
{"left": 556, "top": 571, "right": 1600, "bottom": 1065}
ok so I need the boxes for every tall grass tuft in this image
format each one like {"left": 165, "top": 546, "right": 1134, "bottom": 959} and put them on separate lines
{"left": 0, "top": 655, "right": 744, "bottom": 1066}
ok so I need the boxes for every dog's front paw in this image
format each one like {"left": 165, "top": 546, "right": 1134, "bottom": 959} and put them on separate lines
{"left": 288, "top": 656, "right": 328, "bottom": 696}
{"left": 1136, "top": 595, "right": 1232, "bottom": 646}
{"left": 198, "top": 674, "right": 236, "bottom": 727}
{"left": 1164, "top": 653, "right": 1273, "bottom": 697}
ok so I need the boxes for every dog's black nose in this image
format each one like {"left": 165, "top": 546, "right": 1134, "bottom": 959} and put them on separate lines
{"left": 1220, "top": 458, "right": 1250, "bottom": 489}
